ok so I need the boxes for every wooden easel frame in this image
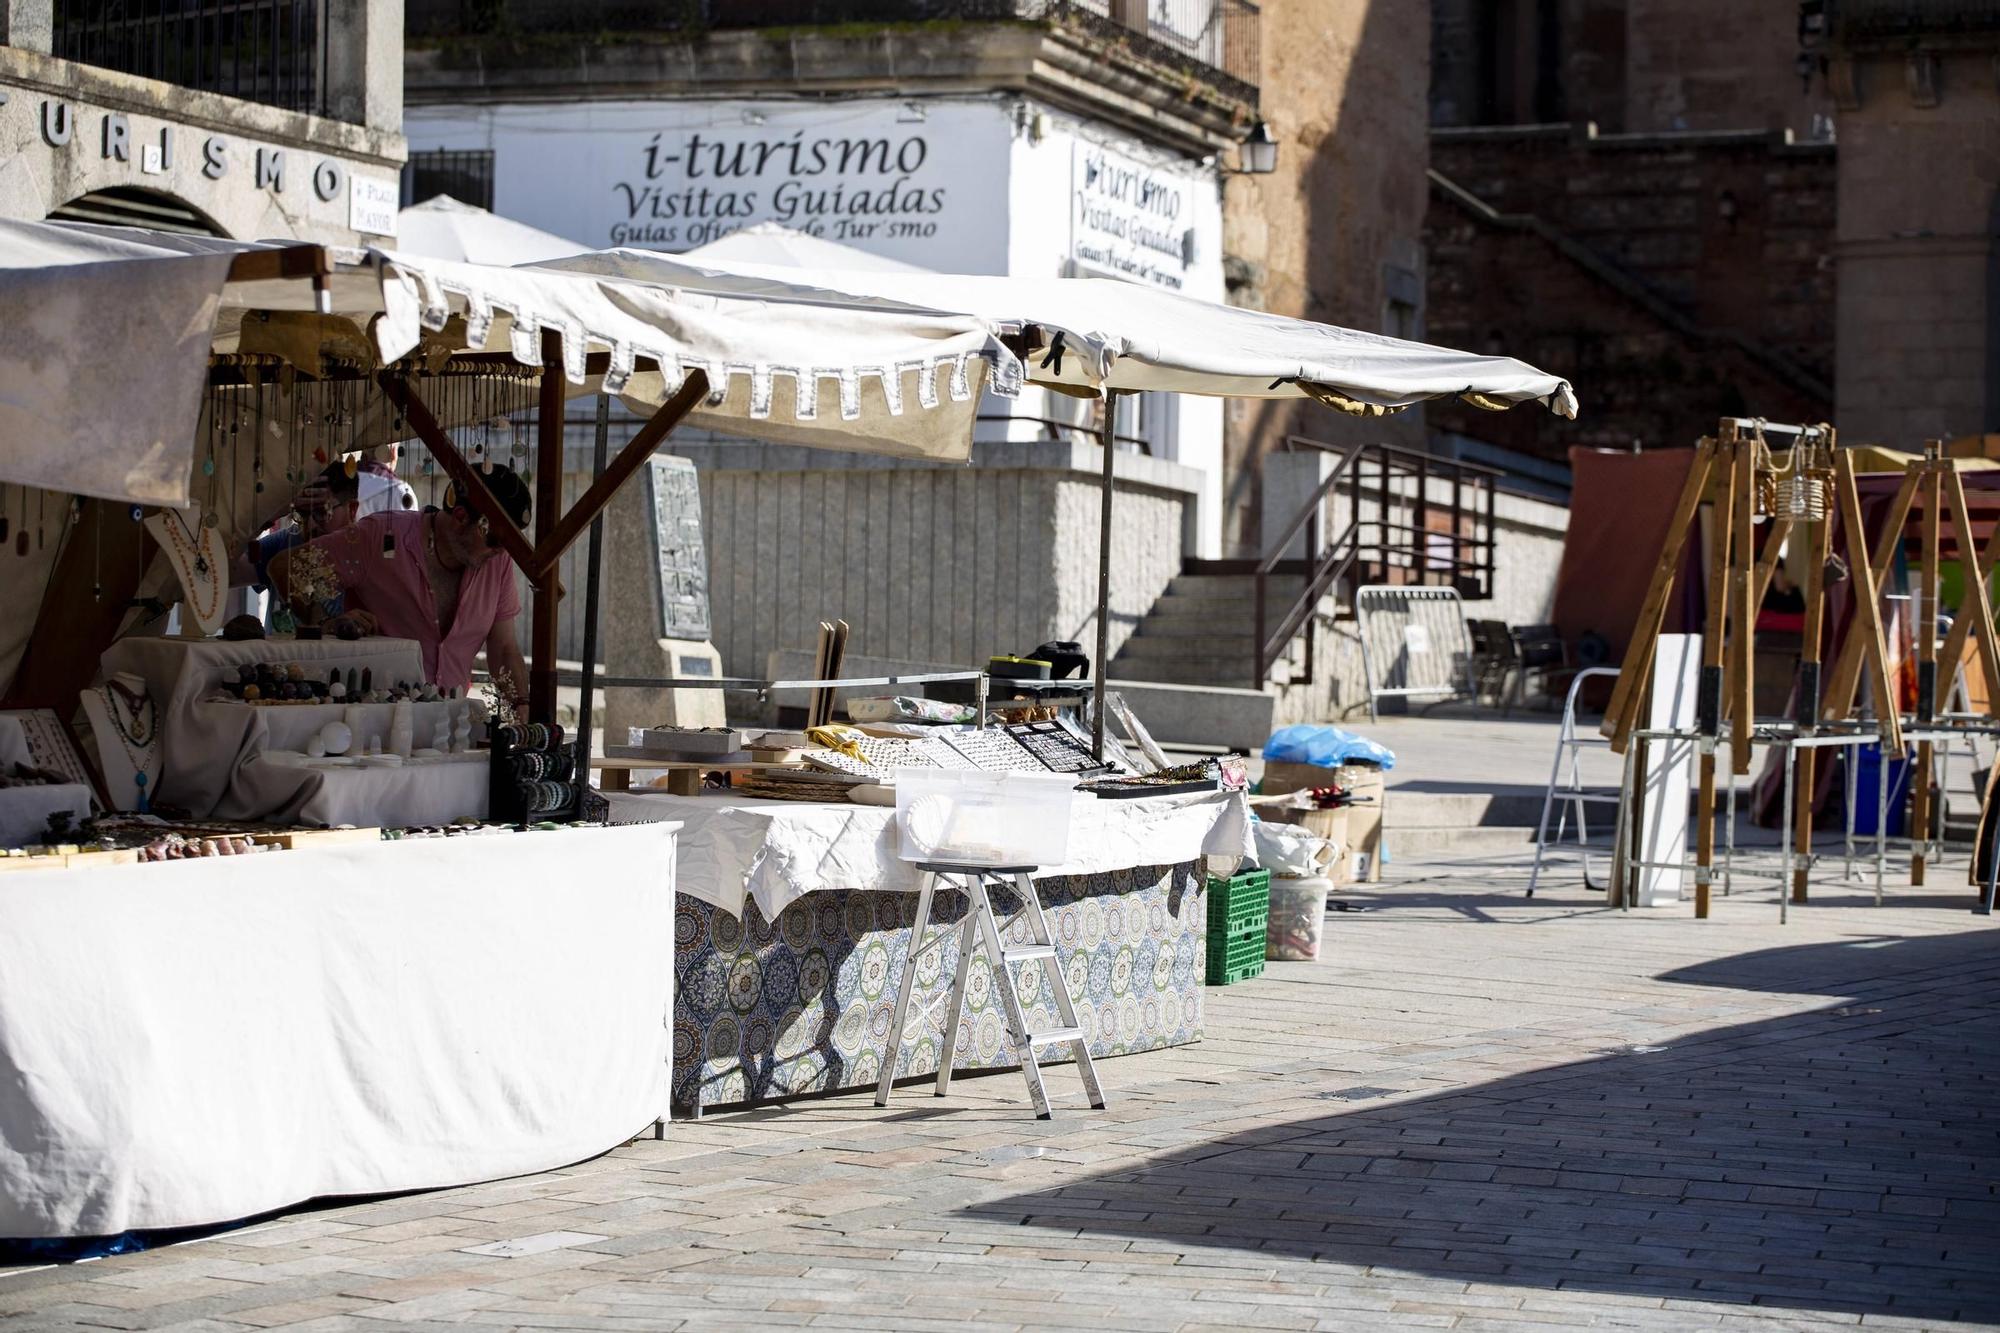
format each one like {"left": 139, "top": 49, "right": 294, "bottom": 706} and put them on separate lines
{"left": 1602, "top": 419, "right": 1903, "bottom": 918}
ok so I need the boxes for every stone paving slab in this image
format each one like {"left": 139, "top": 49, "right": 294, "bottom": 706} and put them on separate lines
{"left": 3, "top": 856, "right": 1998, "bottom": 1332}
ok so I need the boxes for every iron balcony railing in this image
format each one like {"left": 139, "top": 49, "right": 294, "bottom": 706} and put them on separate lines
{"left": 1247, "top": 438, "right": 1502, "bottom": 690}
{"left": 1817, "top": 0, "right": 2000, "bottom": 41}
{"left": 406, "top": 0, "right": 1255, "bottom": 92}
{"left": 52, "top": 0, "right": 327, "bottom": 118}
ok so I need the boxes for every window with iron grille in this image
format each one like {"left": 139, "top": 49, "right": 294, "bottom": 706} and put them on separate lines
{"left": 51, "top": 1, "right": 327, "bottom": 118}
{"left": 402, "top": 149, "right": 497, "bottom": 211}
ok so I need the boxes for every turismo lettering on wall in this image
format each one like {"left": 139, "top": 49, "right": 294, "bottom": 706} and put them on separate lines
{"left": 608, "top": 126, "right": 952, "bottom": 249}
{"left": 18, "top": 97, "right": 396, "bottom": 235}
{"left": 1070, "top": 142, "right": 1197, "bottom": 290}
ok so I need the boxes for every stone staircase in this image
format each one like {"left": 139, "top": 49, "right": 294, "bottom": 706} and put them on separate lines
{"left": 1109, "top": 572, "right": 1307, "bottom": 688}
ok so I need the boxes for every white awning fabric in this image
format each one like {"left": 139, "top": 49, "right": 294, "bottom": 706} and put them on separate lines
{"left": 0, "top": 220, "right": 1024, "bottom": 506}
{"left": 396, "top": 195, "right": 589, "bottom": 267}
{"left": 0, "top": 217, "right": 1576, "bottom": 510}
{"left": 543, "top": 244, "right": 1580, "bottom": 418}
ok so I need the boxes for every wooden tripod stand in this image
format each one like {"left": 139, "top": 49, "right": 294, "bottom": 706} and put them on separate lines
{"left": 1830, "top": 441, "right": 2000, "bottom": 885}
{"left": 1602, "top": 419, "right": 1902, "bottom": 918}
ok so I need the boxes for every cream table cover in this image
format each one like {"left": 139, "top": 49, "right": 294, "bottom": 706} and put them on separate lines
{"left": 607, "top": 788, "right": 1251, "bottom": 920}
{"left": 97, "top": 635, "right": 425, "bottom": 820}
{"left": 0, "top": 822, "right": 678, "bottom": 1237}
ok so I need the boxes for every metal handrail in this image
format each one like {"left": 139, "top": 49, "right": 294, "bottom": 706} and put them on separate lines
{"left": 1250, "top": 437, "right": 1502, "bottom": 689}
{"left": 1284, "top": 433, "right": 1506, "bottom": 479}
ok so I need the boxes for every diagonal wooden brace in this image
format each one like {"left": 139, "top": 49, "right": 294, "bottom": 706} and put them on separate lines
{"left": 378, "top": 371, "right": 540, "bottom": 575}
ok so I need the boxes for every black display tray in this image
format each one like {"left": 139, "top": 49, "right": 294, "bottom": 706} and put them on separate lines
{"left": 1085, "top": 778, "right": 1221, "bottom": 800}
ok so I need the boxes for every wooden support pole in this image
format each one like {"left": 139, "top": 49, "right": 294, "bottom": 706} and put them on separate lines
{"left": 1912, "top": 452, "right": 1942, "bottom": 886}
{"left": 1694, "top": 438, "right": 1736, "bottom": 920}
{"left": 1832, "top": 452, "right": 1904, "bottom": 755}
{"left": 526, "top": 371, "right": 708, "bottom": 582}
{"left": 530, "top": 330, "right": 566, "bottom": 726}
{"left": 1792, "top": 483, "right": 1833, "bottom": 904}
{"left": 1824, "top": 464, "right": 1920, "bottom": 721}
{"left": 378, "top": 373, "right": 538, "bottom": 572}
{"left": 1751, "top": 517, "right": 1796, "bottom": 609}
{"left": 1603, "top": 437, "right": 1718, "bottom": 752}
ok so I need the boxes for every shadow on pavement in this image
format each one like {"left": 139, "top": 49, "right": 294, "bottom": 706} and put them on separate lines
{"left": 961, "top": 929, "right": 2000, "bottom": 1322}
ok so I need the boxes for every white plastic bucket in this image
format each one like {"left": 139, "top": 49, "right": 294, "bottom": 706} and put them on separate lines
{"left": 1266, "top": 874, "right": 1333, "bottom": 961}
{"left": 894, "top": 768, "right": 1079, "bottom": 866}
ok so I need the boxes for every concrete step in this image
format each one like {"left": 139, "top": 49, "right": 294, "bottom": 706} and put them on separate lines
{"left": 1168, "top": 573, "right": 1304, "bottom": 598}
{"left": 1134, "top": 612, "right": 1261, "bottom": 637}
{"left": 1115, "top": 633, "right": 1255, "bottom": 660}
{"left": 1382, "top": 789, "right": 1552, "bottom": 830}
{"left": 1149, "top": 591, "right": 1264, "bottom": 617}
{"left": 1107, "top": 656, "right": 1258, "bottom": 687}
{"left": 1380, "top": 824, "right": 1538, "bottom": 863}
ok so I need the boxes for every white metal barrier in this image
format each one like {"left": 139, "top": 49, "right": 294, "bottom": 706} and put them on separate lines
{"left": 1355, "top": 585, "right": 1475, "bottom": 723}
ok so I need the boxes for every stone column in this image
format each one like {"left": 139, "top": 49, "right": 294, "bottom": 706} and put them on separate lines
{"left": 0, "top": 0, "right": 53, "bottom": 54}
{"left": 322, "top": 0, "right": 402, "bottom": 133}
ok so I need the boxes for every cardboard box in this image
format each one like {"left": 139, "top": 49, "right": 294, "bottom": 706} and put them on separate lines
{"left": 1262, "top": 759, "right": 1384, "bottom": 883}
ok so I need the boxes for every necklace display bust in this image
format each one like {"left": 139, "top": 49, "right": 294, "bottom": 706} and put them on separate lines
{"left": 143, "top": 504, "right": 229, "bottom": 637}
{"left": 79, "top": 672, "right": 160, "bottom": 811}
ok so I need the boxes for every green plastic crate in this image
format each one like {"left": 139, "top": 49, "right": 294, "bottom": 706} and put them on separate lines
{"left": 1206, "top": 924, "right": 1267, "bottom": 986}
{"left": 1206, "top": 868, "right": 1271, "bottom": 936}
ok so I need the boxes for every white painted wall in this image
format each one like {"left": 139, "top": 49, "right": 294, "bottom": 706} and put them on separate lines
{"left": 402, "top": 97, "right": 1013, "bottom": 270}
{"left": 405, "top": 92, "right": 1230, "bottom": 557}
{"left": 1005, "top": 101, "right": 1227, "bottom": 558}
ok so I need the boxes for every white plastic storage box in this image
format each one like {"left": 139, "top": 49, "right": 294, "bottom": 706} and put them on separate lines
{"left": 893, "top": 768, "right": 1080, "bottom": 867}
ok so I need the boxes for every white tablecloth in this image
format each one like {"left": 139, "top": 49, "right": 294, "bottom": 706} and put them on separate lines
{"left": 0, "top": 712, "right": 94, "bottom": 842}
{"left": 0, "top": 784, "right": 95, "bottom": 848}
{"left": 0, "top": 821, "right": 679, "bottom": 1238}
{"left": 99, "top": 635, "right": 425, "bottom": 819}
{"left": 607, "top": 788, "right": 1251, "bottom": 920}
{"left": 246, "top": 753, "right": 488, "bottom": 827}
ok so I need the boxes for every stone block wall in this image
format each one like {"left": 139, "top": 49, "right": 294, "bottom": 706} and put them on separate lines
{"left": 605, "top": 440, "right": 1200, "bottom": 694}
{"left": 1427, "top": 124, "right": 1835, "bottom": 461}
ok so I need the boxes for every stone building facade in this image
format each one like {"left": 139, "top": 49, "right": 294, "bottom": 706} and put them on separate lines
{"left": 1431, "top": 0, "right": 1832, "bottom": 138}
{"left": 1816, "top": 3, "right": 2000, "bottom": 445}
{"left": 1428, "top": 123, "right": 1835, "bottom": 457}
{"left": 1427, "top": 0, "right": 1840, "bottom": 464}
{"left": 0, "top": 0, "right": 405, "bottom": 244}
{"left": 1218, "top": 1, "right": 1432, "bottom": 554}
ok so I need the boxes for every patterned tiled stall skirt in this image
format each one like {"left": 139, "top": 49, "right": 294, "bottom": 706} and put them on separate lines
{"left": 672, "top": 862, "right": 1207, "bottom": 1114}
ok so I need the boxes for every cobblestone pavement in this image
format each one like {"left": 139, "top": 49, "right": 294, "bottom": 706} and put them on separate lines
{"left": 5, "top": 853, "right": 1998, "bottom": 1332}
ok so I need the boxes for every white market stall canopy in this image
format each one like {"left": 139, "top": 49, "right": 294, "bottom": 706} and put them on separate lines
{"left": 0, "top": 218, "right": 1024, "bottom": 509}
{"left": 396, "top": 195, "right": 590, "bottom": 267}
{"left": 549, "top": 240, "right": 1579, "bottom": 418}
{"left": 0, "top": 218, "right": 1575, "bottom": 511}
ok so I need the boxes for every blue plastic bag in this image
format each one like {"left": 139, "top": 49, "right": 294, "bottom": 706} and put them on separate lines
{"left": 1262, "top": 724, "right": 1396, "bottom": 771}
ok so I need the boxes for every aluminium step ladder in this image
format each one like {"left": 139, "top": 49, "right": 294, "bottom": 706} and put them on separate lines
{"left": 874, "top": 863, "right": 1106, "bottom": 1120}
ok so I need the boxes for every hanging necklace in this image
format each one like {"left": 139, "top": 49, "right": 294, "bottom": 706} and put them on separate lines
{"left": 100, "top": 681, "right": 157, "bottom": 807}
{"left": 105, "top": 678, "right": 156, "bottom": 746}
{"left": 159, "top": 508, "right": 224, "bottom": 624}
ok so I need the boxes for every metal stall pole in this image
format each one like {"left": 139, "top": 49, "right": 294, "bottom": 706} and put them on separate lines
{"left": 1091, "top": 391, "right": 1120, "bottom": 762}
{"left": 1780, "top": 737, "right": 1795, "bottom": 924}
{"left": 1724, "top": 745, "right": 1737, "bottom": 896}
{"left": 573, "top": 394, "right": 611, "bottom": 823}
{"left": 1844, "top": 738, "right": 1858, "bottom": 882}
{"left": 1877, "top": 744, "right": 1889, "bottom": 905}
{"left": 1609, "top": 733, "right": 1640, "bottom": 910}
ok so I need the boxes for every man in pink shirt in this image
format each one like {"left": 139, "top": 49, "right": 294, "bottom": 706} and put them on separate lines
{"left": 270, "top": 467, "right": 533, "bottom": 704}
